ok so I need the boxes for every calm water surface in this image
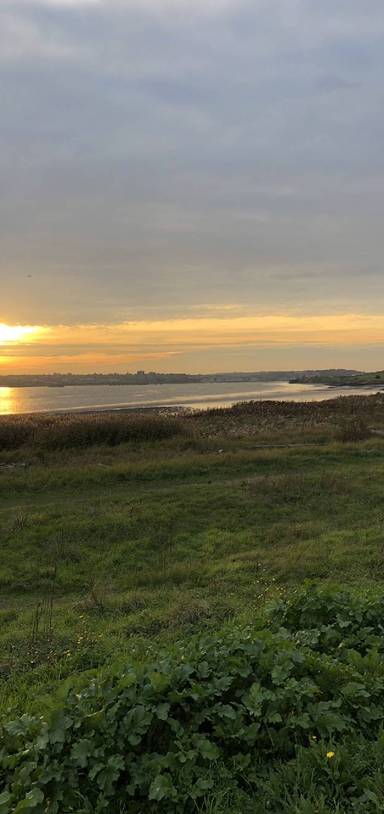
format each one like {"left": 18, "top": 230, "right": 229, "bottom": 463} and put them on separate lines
{"left": 0, "top": 381, "right": 382, "bottom": 415}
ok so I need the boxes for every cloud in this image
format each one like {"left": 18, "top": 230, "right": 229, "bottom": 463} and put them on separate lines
{"left": 1, "top": 0, "right": 384, "bottom": 372}
{"left": 13, "top": 0, "right": 103, "bottom": 7}
{"left": 14, "top": 0, "right": 238, "bottom": 10}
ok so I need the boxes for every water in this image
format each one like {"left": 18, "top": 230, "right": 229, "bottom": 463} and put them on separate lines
{"left": 0, "top": 380, "right": 382, "bottom": 415}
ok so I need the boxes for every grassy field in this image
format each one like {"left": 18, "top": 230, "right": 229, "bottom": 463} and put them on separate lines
{"left": 2, "top": 395, "right": 384, "bottom": 811}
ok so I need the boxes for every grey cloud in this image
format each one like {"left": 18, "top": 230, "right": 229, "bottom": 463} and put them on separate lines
{"left": 1, "top": 0, "right": 384, "bottom": 328}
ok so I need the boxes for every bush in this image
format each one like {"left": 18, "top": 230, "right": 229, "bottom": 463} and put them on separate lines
{"left": 3, "top": 586, "right": 384, "bottom": 812}
{"left": 0, "top": 419, "right": 34, "bottom": 450}
{"left": 268, "top": 582, "right": 384, "bottom": 656}
{"left": 334, "top": 417, "right": 371, "bottom": 443}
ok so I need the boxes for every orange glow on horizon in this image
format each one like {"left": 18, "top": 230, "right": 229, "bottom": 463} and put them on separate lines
{"left": 1, "top": 312, "right": 384, "bottom": 373}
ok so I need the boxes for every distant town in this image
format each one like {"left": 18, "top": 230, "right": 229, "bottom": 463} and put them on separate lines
{"left": 0, "top": 369, "right": 363, "bottom": 387}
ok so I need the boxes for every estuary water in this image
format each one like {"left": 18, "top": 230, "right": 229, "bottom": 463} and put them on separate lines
{"left": 0, "top": 380, "right": 382, "bottom": 415}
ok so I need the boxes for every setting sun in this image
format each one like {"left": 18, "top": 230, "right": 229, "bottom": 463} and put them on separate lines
{"left": 0, "top": 323, "right": 41, "bottom": 344}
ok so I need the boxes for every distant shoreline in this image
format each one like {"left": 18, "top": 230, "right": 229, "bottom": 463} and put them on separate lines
{"left": 2, "top": 390, "right": 384, "bottom": 421}
{"left": 1, "top": 378, "right": 383, "bottom": 418}
{"left": 0, "top": 369, "right": 361, "bottom": 389}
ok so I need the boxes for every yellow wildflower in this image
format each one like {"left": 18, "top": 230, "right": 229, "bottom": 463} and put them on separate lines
{"left": 326, "top": 751, "right": 335, "bottom": 760}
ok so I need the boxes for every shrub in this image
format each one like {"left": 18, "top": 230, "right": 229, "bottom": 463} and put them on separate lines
{"left": 3, "top": 586, "right": 384, "bottom": 812}
{"left": 334, "top": 417, "right": 371, "bottom": 443}
{"left": 0, "top": 419, "right": 34, "bottom": 450}
{"left": 268, "top": 582, "right": 384, "bottom": 656}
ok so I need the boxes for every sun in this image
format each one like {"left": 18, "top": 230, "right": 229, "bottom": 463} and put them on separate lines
{"left": 0, "top": 323, "right": 40, "bottom": 344}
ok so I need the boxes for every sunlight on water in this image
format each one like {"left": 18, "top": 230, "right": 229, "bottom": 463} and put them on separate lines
{"left": 0, "top": 387, "right": 18, "bottom": 415}
{"left": 0, "top": 381, "right": 383, "bottom": 415}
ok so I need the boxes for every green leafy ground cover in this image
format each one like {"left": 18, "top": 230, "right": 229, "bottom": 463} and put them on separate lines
{"left": 2, "top": 397, "right": 384, "bottom": 811}
{"left": 3, "top": 587, "right": 384, "bottom": 812}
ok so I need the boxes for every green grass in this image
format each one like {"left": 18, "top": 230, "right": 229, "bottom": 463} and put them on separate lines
{"left": 2, "top": 398, "right": 384, "bottom": 810}
{"left": 2, "top": 436, "right": 384, "bottom": 715}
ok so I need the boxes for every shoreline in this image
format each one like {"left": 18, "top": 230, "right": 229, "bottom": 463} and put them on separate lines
{"left": 1, "top": 389, "right": 384, "bottom": 419}
{"left": 0, "top": 404, "right": 186, "bottom": 418}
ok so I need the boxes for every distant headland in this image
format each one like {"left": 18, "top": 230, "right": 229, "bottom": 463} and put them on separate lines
{"left": 0, "top": 369, "right": 362, "bottom": 387}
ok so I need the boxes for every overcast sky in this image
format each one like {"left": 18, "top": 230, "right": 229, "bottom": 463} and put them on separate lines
{"left": 1, "top": 0, "right": 384, "bottom": 372}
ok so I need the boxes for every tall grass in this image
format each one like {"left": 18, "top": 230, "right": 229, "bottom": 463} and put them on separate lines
{"left": 193, "top": 393, "right": 384, "bottom": 422}
{"left": 2, "top": 393, "right": 384, "bottom": 451}
{"left": 0, "top": 411, "right": 187, "bottom": 450}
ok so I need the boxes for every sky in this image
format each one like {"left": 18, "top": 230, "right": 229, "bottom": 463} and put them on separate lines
{"left": 1, "top": 0, "right": 384, "bottom": 373}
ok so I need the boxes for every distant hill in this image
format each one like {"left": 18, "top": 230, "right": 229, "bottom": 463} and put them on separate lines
{"left": 290, "top": 370, "right": 384, "bottom": 387}
{"left": 0, "top": 369, "right": 362, "bottom": 387}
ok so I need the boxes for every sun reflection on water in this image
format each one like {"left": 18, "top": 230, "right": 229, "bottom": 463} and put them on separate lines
{"left": 0, "top": 388, "right": 18, "bottom": 415}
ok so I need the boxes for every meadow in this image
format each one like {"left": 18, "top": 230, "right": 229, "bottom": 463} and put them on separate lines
{"left": 2, "top": 395, "right": 384, "bottom": 812}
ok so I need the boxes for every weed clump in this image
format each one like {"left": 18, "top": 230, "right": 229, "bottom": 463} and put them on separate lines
{"left": 335, "top": 417, "right": 371, "bottom": 443}
{"left": 3, "top": 585, "right": 384, "bottom": 812}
